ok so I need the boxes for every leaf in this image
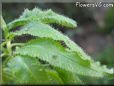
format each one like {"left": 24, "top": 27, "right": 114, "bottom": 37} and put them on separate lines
{"left": 12, "top": 22, "right": 91, "bottom": 64}
{"left": 12, "top": 21, "right": 114, "bottom": 78}
{"left": 12, "top": 22, "right": 65, "bottom": 41}
{"left": 91, "top": 62, "right": 114, "bottom": 79}
{"left": 7, "top": 18, "right": 29, "bottom": 30}
{"left": 20, "top": 8, "right": 77, "bottom": 28}
{"left": 15, "top": 38, "right": 112, "bottom": 78}
{"left": 7, "top": 8, "right": 77, "bottom": 30}
{"left": 2, "top": 55, "right": 63, "bottom": 84}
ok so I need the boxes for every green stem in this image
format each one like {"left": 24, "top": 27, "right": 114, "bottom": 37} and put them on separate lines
{"left": 1, "top": 16, "right": 7, "bottom": 30}
{"left": 6, "top": 40, "right": 12, "bottom": 56}
{"left": 1, "top": 16, "right": 9, "bottom": 39}
{"left": 1, "top": 16, "right": 13, "bottom": 64}
{"left": 11, "top": 43, "right": 24, "bottom": 47}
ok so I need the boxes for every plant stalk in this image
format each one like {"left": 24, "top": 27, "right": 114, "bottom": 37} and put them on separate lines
{"left": 6, "top": 40, "right": 12, "bottom": 56}
{"left": 1, "top": 16, "right": 12, "bottom": 61}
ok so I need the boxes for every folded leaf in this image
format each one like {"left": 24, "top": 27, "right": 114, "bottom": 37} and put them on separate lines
{"left": 12, "top": 22, "right": 91, "bottom": 64}
{"left": 15, "top": 38, "right": 113, "bottom": 78}
{"left": 7, "top": 8, "right": 77, "bottom": 30}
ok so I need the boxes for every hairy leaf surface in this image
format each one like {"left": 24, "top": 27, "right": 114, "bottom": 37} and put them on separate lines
{"left": 2, "top": 7, "right": 114, "bottom": 84}
{"left": 7, "top": 8, "right": 76, "bottom": 30}
{"left": 15, "top": 38, "right": 113, "bottom": 78}
{"left": 12, "top": 22, "right": 91, "bottom": 63}
{"left": 12, "top": 22, "right": 114, "bottom": 78}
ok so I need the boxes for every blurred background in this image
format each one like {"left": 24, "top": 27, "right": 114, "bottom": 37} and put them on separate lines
{"left": 2, "top": 2, "right": 114, "bottom": 84}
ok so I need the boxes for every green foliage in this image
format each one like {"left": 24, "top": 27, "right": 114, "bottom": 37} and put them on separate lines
{"left": 15, "top": 38, "right": 105, "bottom": 77}
{"left": 2, "top": 55, "right": 63, "bottom": 84}
{"left": 7, "top": 8, "right": 77, "bottom": 30}
{"left": 1, "top": 8, "right": 114, "bottom": 85}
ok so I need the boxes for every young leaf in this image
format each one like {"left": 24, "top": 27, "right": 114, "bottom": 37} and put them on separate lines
{"left": 20, "top": 8, "right": 77, "bottom": 28}
{"left": 7, "top": 8, "right": 77, "bottom": 30}
{"left": 15, "top": 38, "right": 112, "bottom": 78}
{"left": 12, "top": 22, "right": 91, "bottom": 64}
{"left": 12, "top": 22, "right": 114, "bottom": 78}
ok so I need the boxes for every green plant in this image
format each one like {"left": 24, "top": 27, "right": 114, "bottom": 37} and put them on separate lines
{"left": 1, "top": 8, "right": 114, "bottom": 85}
